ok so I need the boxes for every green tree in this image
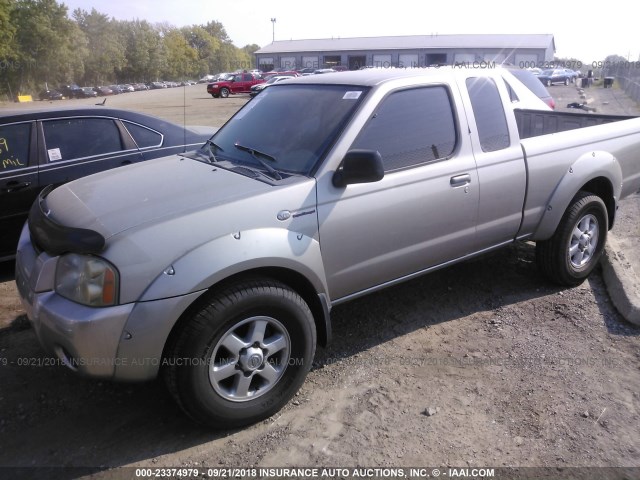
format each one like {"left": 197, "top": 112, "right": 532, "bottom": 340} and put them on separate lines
{"left": 202, "top": 20, "right": 231, "bottom": 44}
{"left": 10, "top": 0, "right": 86, "bottom": 93}
{"left": 163, "top": 28, "right": 197, "bottom": 80}
{"left": 181, "top": 25, "right": 220, "bottom": 74}
{"left": 118, "top": 19, "right": 166, "bottom": 82}
{"left": 0, "top": 0, "right": 17, "bottom": 60}
{"left": 242, "top": 44, "right": 260, "bottom": 56}
{"left": 73, "top": 7, "right": 125, "bottom": 85}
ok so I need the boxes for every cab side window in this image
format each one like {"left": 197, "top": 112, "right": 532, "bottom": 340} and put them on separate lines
{"left": 350, "top": 86, "right": 457, "bottom": 172}
{"left": 43, "top": 118, "right": 122, "bottom": 161}
{"left": 0, "top": 123, "right": 31, "bottom": 171}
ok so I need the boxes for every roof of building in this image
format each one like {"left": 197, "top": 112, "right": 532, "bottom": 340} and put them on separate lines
{"left": 255, "top": 34, "right": 555, "bottom": 55}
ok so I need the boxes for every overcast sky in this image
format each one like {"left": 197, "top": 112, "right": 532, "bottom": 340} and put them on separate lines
{"left": 61, "top": 0, "right": 638, "bottom": 64}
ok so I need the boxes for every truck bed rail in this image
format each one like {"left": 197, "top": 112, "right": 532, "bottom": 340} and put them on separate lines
{"left": 514, "top": 109, "right": 636, "bottom": 139}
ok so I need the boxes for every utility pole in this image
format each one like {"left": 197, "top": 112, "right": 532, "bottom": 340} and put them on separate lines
{"left": 271, "top": 18, "right": 276, "bottom": 43}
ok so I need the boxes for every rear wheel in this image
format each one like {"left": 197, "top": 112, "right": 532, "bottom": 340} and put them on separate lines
{"left": 163, "top": 278, "right": 316, "bottom": 428}
{"left": 536, "top": 191, "right": 607, "bottom": 286}
{"left": 220, "top": 87, "right": 230, "bottom": 98}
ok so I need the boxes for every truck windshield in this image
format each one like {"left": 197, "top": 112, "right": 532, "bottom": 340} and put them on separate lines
{"left": 210, "top": 84, "right": 369, "bottom": 176}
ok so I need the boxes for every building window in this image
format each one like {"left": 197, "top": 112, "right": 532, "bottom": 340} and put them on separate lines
{"left": 258, "top": 57, "right": 274, "bottom": 72}
{"left": 425, "top": 53, "right": 447, "bottom": 66}
{"left": 323, "top": 55, "right": 341, "bottom": 68}
{"left": 372, "top": 54, "right": 392, "bottom": 68}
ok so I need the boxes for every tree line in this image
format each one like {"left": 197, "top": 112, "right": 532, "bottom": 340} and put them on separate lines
{"left": 0, "top": 0, "right": 260, "bottom": 98}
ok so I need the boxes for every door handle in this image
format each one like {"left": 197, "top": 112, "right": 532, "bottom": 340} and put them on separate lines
{"left": 450, "top": 174, "right": 471, "bottom": 187}
{"left": 2, "top": 181, "right": 32, "bottom": 193}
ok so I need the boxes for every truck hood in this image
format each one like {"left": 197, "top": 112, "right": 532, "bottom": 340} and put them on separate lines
{"left": 45, "top": 155, "right": 273, "bottom": 239}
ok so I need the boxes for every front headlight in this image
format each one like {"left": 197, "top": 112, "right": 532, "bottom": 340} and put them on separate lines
{"left": 55, "top": 254, "right": 119, "bottom": 307}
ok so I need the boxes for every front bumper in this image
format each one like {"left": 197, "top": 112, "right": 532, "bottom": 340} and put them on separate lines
{"left": 16, "top": 227, "right": 204, "bottom": 381}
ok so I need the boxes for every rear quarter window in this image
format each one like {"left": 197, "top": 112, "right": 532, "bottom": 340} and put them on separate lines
{"left": 0, "top": 122, "right": 31, "bottom": 171}
{"left": 466, "top": 77, "right": 510, "bottom": 152}
{"left": 123, "top": 121, "right": 163, "bottom": 148}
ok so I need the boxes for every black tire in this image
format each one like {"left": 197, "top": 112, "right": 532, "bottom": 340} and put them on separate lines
{"left": 564, "top": 78, "right": 569, "bottom": 86}
{"left": 220, "top": 87, "right": 230, "bottom": 98}
{"left": 211, "top": 94, "right": 219, "bottom": 98}
{"left": 546, "top": 79, "right": 552, "bottom": 87}
{"left": 163, "top": 278, "right": 316, "bottom": 428}
{"left": 536, "top": 191, "right": 608, "bottom": 286}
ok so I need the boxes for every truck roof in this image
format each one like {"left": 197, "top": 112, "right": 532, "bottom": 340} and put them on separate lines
{"left": 280, "top": 66, "right": 509, "bottom": 87}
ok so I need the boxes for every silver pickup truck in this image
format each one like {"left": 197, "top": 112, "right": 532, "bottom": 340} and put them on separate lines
{"left": 15, "top": 67, "right": 640, "bottom": 428}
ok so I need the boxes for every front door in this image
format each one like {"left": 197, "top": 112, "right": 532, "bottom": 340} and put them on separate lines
{"left": 317, "top": 85, "right": 479, "bottom": 300}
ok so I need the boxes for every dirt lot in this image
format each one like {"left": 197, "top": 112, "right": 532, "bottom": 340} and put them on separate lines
{"left": 2, "top": 84, "right": 249, "bottom": 128}
{"left": 1, "top": 81, "right": 640, "bottom": 479}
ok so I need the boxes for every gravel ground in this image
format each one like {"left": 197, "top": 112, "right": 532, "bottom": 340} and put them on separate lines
{"left": 1, "top": 80, "right": 639, "bottom": 480}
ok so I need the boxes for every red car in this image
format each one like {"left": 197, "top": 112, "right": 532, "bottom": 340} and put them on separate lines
{"left": 207, "top": 73, "right": 265, "bottom": 98}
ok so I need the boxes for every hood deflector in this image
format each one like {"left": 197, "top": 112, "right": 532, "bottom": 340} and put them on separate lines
{"left": 28, "top": 185, "right": 106, "bottom": 256}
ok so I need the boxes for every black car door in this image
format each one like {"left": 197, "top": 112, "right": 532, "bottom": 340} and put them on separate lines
{"left": 0, "top": 120, "right": 40, "bottom": 260}
{"left": 37, "top": 116, "right": 143, "bottom": 188}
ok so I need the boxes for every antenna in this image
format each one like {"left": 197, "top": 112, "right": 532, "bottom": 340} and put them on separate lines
{"left": 271, "top": 18, "right": 276, "bottom": 43}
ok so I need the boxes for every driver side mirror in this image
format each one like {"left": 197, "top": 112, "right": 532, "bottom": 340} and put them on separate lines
{"left": 332, "top": 149, "right": 384, "bottom": 188}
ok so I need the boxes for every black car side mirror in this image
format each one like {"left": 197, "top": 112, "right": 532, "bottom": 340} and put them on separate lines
{"left": 332, "top": 149, "right": 384, "bottom": 188}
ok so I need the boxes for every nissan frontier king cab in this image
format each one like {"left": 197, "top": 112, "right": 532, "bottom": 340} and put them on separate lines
{"left": 16, "top": 67, "right": 640, "bottom": 428}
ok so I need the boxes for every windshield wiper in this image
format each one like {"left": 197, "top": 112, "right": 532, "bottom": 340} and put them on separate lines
{"left": 199, "top": 138, "right": 224, "bottom": 163}
{"left": 234, "top": 143, "right": 282, "bottom": 180}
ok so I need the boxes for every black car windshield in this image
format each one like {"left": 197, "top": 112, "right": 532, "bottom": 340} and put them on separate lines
{"left": 211, "top": 84, "right": 369, "bottom": 175}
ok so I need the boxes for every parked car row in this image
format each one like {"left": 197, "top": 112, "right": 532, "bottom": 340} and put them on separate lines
{"left": 38, "top": 81, "right": 197, "bottom": 101}
{"left": 202, "top": 65, "right": 349, "bottom": 86}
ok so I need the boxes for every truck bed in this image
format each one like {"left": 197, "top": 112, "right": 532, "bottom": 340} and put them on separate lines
{"left": 515, "top": 109, "right": 636, "bottom": 139}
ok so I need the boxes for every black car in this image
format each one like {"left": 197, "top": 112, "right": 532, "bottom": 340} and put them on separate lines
{"left": 0, "top": 107, "right": 215, "bottom": 260}
{"left": 77, "top": 87, "right": 98, "bottom": 98}
{"left": 38, "top": 89, "right": 64, "bottom": 101}
{"left": 59, "top": 84, "right": 83, "bottom": 99}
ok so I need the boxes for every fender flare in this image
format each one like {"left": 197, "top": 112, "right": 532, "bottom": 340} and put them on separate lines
{"left": 140, "top": 228, "right": 329, "bottom": 302}
{"left": 532, "top": 150, "right": 622, "bottom": 240}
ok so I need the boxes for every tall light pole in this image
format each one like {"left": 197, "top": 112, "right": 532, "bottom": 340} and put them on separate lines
{"left": 271, "top": 18, "right": 276, "bottom": 43}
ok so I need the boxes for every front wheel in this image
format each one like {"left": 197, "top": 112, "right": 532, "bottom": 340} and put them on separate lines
{"left": 163, "top": 278, "right": 316, "bottom": 428}
{"left": 219, "top": 87, "right": 230, "bottom": 98}
{"left": 211, "top": 93, "right": 219, "bottom": 98}
{"left": 536, "top": 191, "right": 608, "bottom": 286}
{"left": 564, "top": 78, "right": 569, "bottom": 85}
{"left": 546, "top": 79, "right": 552, "bottom": 86}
